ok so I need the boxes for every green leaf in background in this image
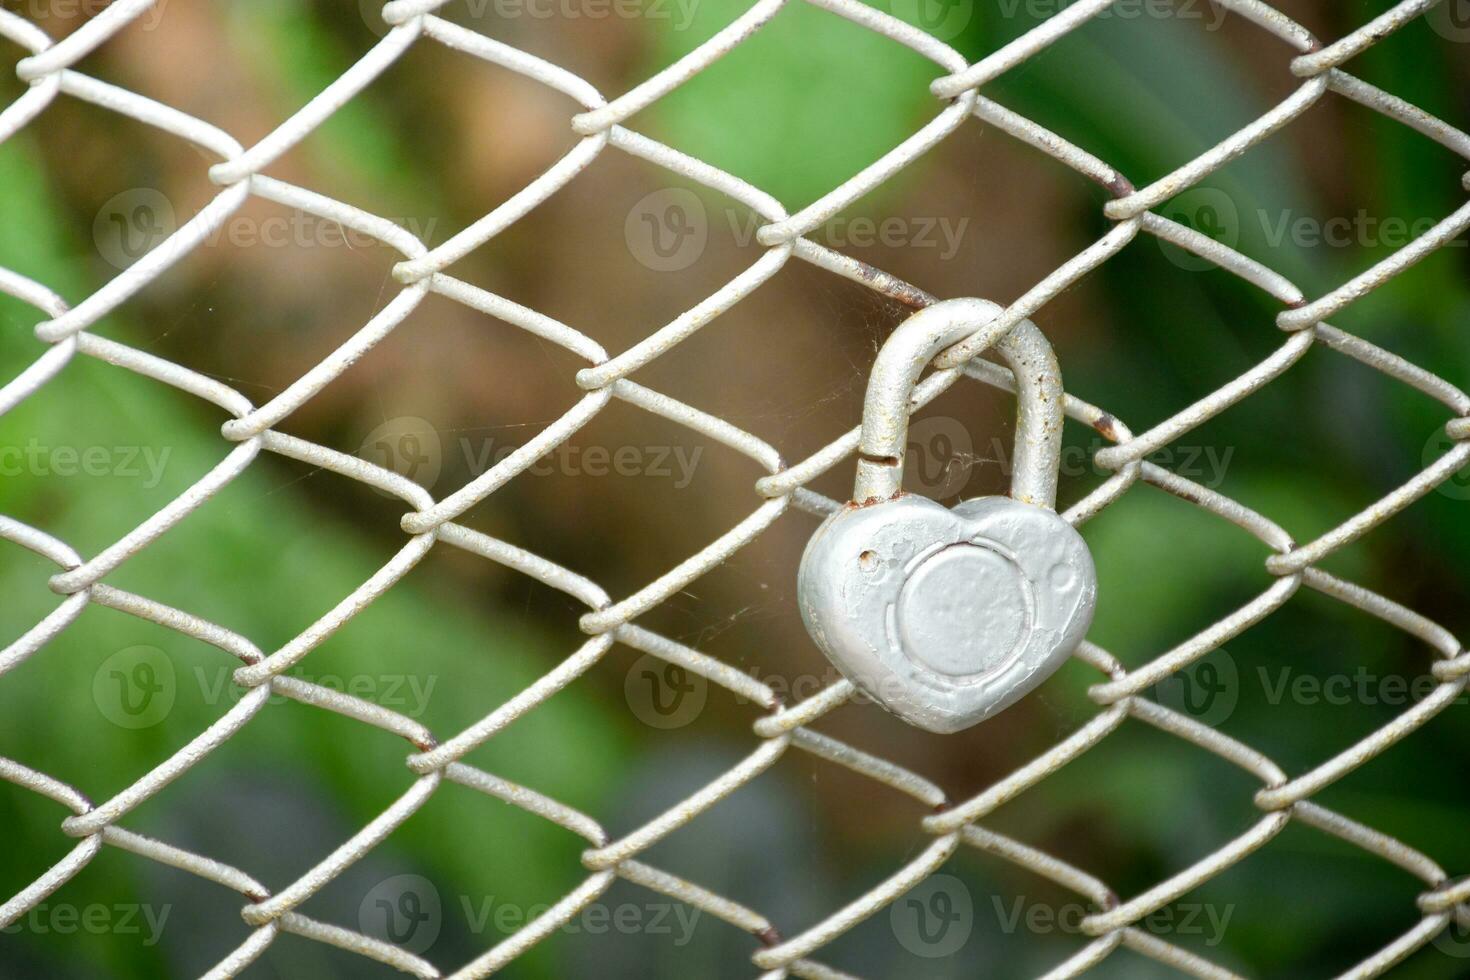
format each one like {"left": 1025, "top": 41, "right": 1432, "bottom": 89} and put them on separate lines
{"left": 225, "top": 0, "right": 415, "bottom": 194}
{"left": 647, "top": 0, "right": 940, "bottom": 206}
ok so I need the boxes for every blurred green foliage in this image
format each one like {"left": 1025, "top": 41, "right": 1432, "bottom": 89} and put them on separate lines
{"left": 0, "top": 56, "right": 624, "bottom": 980}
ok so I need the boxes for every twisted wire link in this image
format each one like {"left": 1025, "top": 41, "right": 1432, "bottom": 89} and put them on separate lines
{"left": 2, "top": 0, "right": 1468, "bottom": 976}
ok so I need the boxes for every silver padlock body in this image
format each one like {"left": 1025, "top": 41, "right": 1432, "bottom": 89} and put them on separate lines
{"left": 797, "top": 494, "right": 1096, "bottom": 733}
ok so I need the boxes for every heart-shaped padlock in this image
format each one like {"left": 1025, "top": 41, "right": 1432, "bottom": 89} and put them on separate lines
{"left": 797, "top": 298, "right": 1096, "bottom": 733}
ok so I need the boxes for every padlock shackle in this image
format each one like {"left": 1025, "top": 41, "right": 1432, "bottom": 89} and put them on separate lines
{"left": 854, "top": 297, "right": 1065, "bottom": 508}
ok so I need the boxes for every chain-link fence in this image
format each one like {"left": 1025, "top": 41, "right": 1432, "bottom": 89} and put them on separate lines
{"left": 2, "top": 0, "right": 1469, "bottom": 976}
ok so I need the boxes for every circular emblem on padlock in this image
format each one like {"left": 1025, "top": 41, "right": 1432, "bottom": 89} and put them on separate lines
{"left": 797, "top": 298, "right": 1096, "bottom": 733}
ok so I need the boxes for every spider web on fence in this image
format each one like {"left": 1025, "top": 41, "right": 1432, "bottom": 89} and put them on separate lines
{"left": 2, "top": 0, "right": 1470, "bottom": 976}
